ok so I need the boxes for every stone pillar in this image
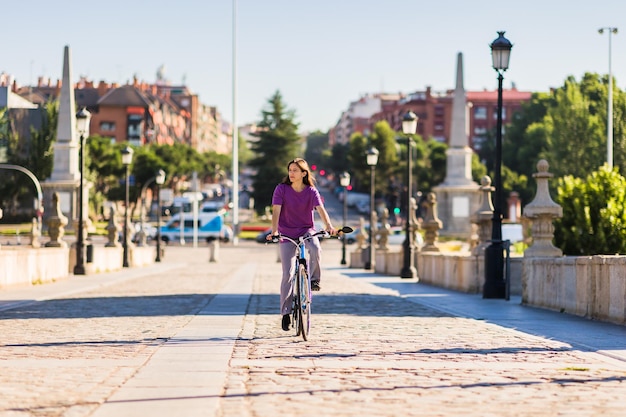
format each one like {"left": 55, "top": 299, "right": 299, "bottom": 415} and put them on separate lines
{"left": 421, "top": 192, "right": 442, "bottom": 252}
{"left": 409, "top": 196, "right": 421, "bottom": 249}
{"left": 105, "top": 206, "right": 121, "bottom": 247}
{"left": 43, "top": 46, "right": 81, "bottom": 230}
{"left": 523, "top": 160, "right": 563, "bottom": 257}
{"left": 471, "top": 176, "right": 494, "bottom": 256}
{"left": 356, "top": 217, "right": 367, "bottom": 250}
{"left": 30, "top": 217, "right": 41, "bottom": 248}
{"left": 45, "top": 192, "right": 69, "bottom": 248}
{"left": 377, "top": 208, "right": 391, "bottom": 251}
{"left": 208, "top": 238, "right": 220, "bottom": 263}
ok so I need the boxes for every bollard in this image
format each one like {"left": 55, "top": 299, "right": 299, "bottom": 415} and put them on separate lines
{"left": 208, "top": 237, "right": 219, "bottom": 263}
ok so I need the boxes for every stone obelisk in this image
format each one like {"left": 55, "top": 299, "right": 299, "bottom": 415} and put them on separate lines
{"left": 433, "top": 52, "right": 480, "bottom": 238}
{"left": 43, "top": 45, "right": 80, "bottom": 229}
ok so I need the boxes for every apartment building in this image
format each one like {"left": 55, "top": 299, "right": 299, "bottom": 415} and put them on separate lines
{"left": 9, "top": 75, "right": 229, "bottom": 154}
{"left": 332, "top": 87, "right": 531, "bottom": 150}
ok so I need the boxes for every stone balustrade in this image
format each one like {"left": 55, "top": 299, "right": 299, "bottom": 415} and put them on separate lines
{"left": 0, "top": 193, "right": 156, "bottom": 289}
{"left": 353, "top": 159, "right": 625, "bottom": 326}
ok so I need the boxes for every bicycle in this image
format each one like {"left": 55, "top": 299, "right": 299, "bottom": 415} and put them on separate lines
{"left": 270, "top": 226, "right": 352, "bottom": 340}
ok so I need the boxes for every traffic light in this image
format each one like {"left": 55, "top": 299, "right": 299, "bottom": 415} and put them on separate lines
{"left": 393, "top": 207, "right": 401, "bottom": 215}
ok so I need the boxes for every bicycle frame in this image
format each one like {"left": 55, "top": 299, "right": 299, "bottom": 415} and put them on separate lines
{"left": 279, "top": 231, "right": 327, "bottom": 340}
{"left": 269, "top": 227, "right": 352, "bottom": 340}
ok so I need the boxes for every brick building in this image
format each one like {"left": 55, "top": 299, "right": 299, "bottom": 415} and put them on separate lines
{"left": 331, "top": 87, "right": 532, "bottom": 150}
{"left": 11, "top": 75, "right": 230, "bottom": 154}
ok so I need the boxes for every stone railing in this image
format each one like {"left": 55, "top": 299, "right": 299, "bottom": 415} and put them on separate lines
{"left": 0, "top": 192, "right": 155, "bottom": 290}
{"left": 352, "top": 159, "right": 625, "bottom": 326}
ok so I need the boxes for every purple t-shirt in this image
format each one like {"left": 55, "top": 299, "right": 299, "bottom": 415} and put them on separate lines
{"left": 272, "top": 183, "right": 323, "bottom": 238}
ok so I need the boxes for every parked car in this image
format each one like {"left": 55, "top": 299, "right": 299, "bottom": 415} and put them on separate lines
{"left": 156, "top": 212, "right": 232, "bottom": 243}
{"left": 131, "top": 223, "right": 157, "bottom": 243}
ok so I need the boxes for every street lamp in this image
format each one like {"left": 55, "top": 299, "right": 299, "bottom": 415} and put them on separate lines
{"left": 73, "top": 107, "right": 91, "bottom": 275}
{"left": 339, "top": 171, "right": 351, "bottom": 265}
{"left": 484, "top": 31, "right": 512, "bottom": 299}
{"left": 155, "top": 169, "right": 166, "bottom": 262}
{"left": 122, "top": 146, "right": 134, "bottom": 268}
{"left": 599, "top": 27, "right": 618, "bottom": 169}
{"left": 365, "top": 147, "right": 379, "bottom": 270}
{"left": 400, "top": 110, "right": 418, "bottom": 279}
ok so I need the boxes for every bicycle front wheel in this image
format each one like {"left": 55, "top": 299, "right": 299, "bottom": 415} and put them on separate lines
{"left": 296, "top": 263, "right": 311, "bottom": 340}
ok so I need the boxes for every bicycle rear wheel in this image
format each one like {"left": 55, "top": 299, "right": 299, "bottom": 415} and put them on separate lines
{"left": 296, "top": 263, "right": 311, "bottom": 340}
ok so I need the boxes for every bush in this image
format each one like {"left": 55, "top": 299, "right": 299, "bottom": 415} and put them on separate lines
{"left": 554, "top": 165, "right": 626, "bottom": 255}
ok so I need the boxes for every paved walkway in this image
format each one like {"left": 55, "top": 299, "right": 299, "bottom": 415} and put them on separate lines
{"left": 0, "top": 241, "right": 625, "bottom": 417}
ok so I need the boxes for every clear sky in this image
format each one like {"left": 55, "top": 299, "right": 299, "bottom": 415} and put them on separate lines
{"left": 3, "top": 0, "right": 625, "bottom": 133}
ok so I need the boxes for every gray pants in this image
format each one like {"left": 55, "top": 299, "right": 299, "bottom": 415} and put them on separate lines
{"left": 278, "top": 237, "right": 322, "bottom": 315}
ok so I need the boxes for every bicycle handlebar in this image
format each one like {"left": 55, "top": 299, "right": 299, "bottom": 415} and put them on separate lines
{"left": 267, "top": 226, "right": 353, "bottom": 245}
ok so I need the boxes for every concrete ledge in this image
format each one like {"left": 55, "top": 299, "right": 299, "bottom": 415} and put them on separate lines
{"left": 358, "top": 247, "right": 523, "bottom": 295}
{"left": 0, "top": 242, "right": 156, "bottom": 290}
{"left": 130, "top": 246, "right": 156, "bottom": 267}
{"left": 0, "top": 247, "right": 69, "bottom": 289}
{"left": 523, "top": 255, "right": 626, "bottom": 325}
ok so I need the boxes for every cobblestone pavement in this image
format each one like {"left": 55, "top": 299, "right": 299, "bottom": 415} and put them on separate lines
{"left": 1, "top": 241, "right": 625, "bottom": 416}
{"left": 0, "top": 243, "right": 243, "bottom": 417}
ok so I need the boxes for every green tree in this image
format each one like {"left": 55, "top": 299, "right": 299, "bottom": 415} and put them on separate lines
{"left": 249, "top": 90, "right": 302, "bottom": 214}
{"left": 554, "top": 165, "right": 626, "bottom": 255}
{"left": 0, "top": 102, "right": 57, "bottom": 220}
{"left": 417, "top": 139, "right": 447, "bottom": 191}
{"left": 543, "top": 76, "right": 605, "bottom": 179}
{"left": 347, "top": 132, "right": 369, "bottom": 192}
{"left": 0, "top": 108, "right": 10, "bottom": 163}
{"left": 502, "top": 92, "right": 551, "bottom": 184}
{"left": 368, "top": 121, "right": 401, "bottom": 195}
{"left": 304, "top": 130, "right": 330, "bottom": 169}
{"left": 22, "top": 100, "right": 58, "bottom": 181}
{"left": 328, "top": 142, "right": 350, "bottom": 176}
{"left": 347, "top": 121, "right": 400, "bottom": 195}
{"left": 471, "top": 153, "right": 488, "bottom": 183}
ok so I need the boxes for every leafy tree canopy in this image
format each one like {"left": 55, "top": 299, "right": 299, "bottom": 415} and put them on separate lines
{"left": 554, "top": 165, "right": 626, "bottom": 255}
{"left": 249, "top": 90, "right": 302, "bottom": 214}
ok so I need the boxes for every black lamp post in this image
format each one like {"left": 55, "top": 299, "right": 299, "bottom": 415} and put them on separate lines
{"left": 339, "top": 171, "right": 351, "bottom": 265}
{"left": 155, "top": 169, "right": 166, "bottom": 262}
{"left": 484, "top": 31, "right": 513, "bottom": 298}
{"left": 364, "top": 147, "right": 379, "bottom": 270}
{"left": 122, "top": 146, "right": 134, "bottom": 268}
{"left": 400, "top": 110, "right": 418, "bottom": 279}
{"left": 73, "top": 107, "right": 91, "bottom": 275}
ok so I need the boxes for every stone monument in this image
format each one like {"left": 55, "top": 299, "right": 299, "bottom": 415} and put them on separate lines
{"left": 433, "top": 52, "right": 480, "bottom": 238}
{"left": 42, "top": 45, "right": 81, "bottom": 230}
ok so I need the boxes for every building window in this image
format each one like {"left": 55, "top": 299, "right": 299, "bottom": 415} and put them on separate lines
{"left": 493, "top": 107, "right": 507, "bottom": 120}
{"left": 472, "top": 136, "right": 487, "bottom": 150}
{"left": 434, "top": 105, "right": 444, "bottom": 117}
{"left": 435, "top": 122, "right": 444, "bottom": 131}
{"left": 127, "top": 114, "right": 143, "bottom": 141}
{"left": 474, "top": 126, "right": 487, "bottom": 135}
{"left": 100, "top": 121, "right": 116, "bottom": 131}
{"left": 474, "top": 106, "right": 487, "bottom": 120}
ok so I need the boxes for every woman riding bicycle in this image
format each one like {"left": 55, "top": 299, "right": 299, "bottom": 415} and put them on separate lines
{"left": 267, "top": 158, "right": 336, "bottom": 331}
